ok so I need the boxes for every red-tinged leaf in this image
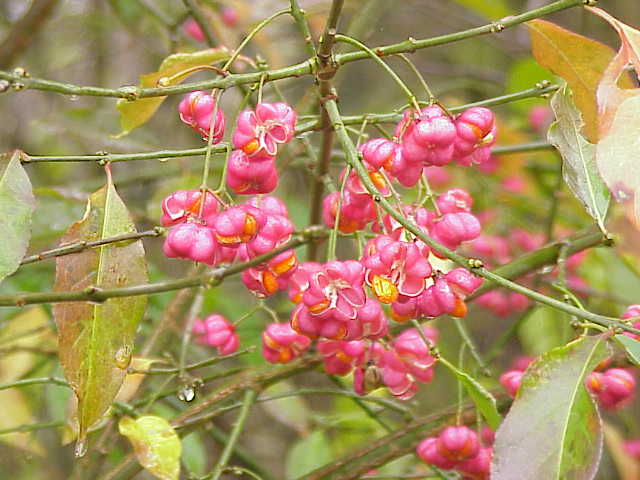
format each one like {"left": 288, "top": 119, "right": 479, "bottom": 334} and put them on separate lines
{"left": 526, "top": 19, "right": 631, "bottom": 142}
{"left": 492, "top": 335, "right": 610, "bottom": 480}
{"left": 53, "top": 168, "right": 148, "bottom": 455}
{"left": 586, "top": 7, "right": 640, "bottom": 136}
{"left": 0, "top": 150, "right": 36, "bottom": 283}
{"left": 116, "top": 48, "right": 230, "bottom": 136}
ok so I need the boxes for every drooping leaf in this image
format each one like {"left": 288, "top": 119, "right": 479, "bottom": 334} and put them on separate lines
{"left": 0, "top": 150, "right": 36, "bottom": 284}
{"left": 53, "top": 168, "right": 148, "bottom": 453}
{"left": 614, "top": 334, "right": 640, "bottom": 367}
{"left": 440, "top": 361, "right": 501, "bottom": 430}
{"left": 526, "top": 19, "right": 629, "bottom": 142}
{"left": 285, "top": 430, "right": 332, "bottom": 479}
{"left": 594, "top": 95, "right": 640, "bottom": 229}
{"left": 119, "top": 415, "right": 181, "bottom": 480}
{"left": 548, "top": 85, "right": 610, "bottom": 231}
{"left": 116, "top": 48, "right": 230, "bottom": 136}
{"left": 492, "top": 335, "right": 610, "bottom": 480}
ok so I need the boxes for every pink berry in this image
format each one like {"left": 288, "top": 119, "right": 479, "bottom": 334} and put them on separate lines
{"left": 359, "top": 137, "right": 400, "bottom": 171}
{"left": 161, "top": 189, "right": 221, "bottom": 227}
{"left": 183, "top": 18, "right": 205, "bottom": 42}
{"left": 179, "top": 91, "right": 225, "bottom": 142}
{"left": 226, "top": 150, "right": 278, "bottom": 194}
{"left": 318, "top": 340, "right": 366, "bottom": 375}
{"left": 417, "top": 437, "right": 458, "bottom": 470}
{"left": 221, "top": 6, "right": 239, "bottom": 27}
{"left": 262, "top": 322, "right": 311, "bottom": 363}
{"left": 213, "top": 205, "right": 265, "bottom": 248}
{"left": 500, "top": 369, "right": 524, "bottom": 398}
{"left": 430, "top": 212, "right": 481, "bottom": 253}
{"left": 436, "top": 426, "right": 480, "bottom": 462}
{"left": 437, "top": 188, "right": 473, "bottom": 214}
{"left": 457, "top": 446, "right": 492, "bottom": 479}
{"left": 233, "top": 102, "right": 297, "bottom": 159}
{"left": 623, "top": 439, "right": 640, "bottom": 459}
{"left": 529, "top": 105, "right": 552, "bottom": 133}
{"left": 192, "top": 314, "right": 239, "bottom": 355}
{"left": 163, "top": 222, "right": 218, "bottom": 265}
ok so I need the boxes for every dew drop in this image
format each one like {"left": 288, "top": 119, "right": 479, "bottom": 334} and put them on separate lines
{"left": 158, "top": 157, "right": 169, "bottom": 162}
{"left": 114, "top": 345, "right": 132, "bottom": 369}
{"left": 74, "top": 438, "right": 88, "bottom": 458}
{"left": 69, "top": 95, "right": 79, "bottom": 102}
{"left": 178, "top": 385, "right": 196, "bottom": 402}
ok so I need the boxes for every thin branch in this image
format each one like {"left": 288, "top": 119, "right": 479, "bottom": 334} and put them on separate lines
{"left": 0, "top": 226, "right": 328, "bottom": 307}
{"left": 0, "top": 376, "right": 69, "bottom": 391}
{"left": 0, "top": 0, "right": 578, "bottom": 97}
{"left": 20, "top": 227, "right": 165, "bottom": 265}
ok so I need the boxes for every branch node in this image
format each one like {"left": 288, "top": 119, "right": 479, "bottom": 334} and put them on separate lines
{"left": 118, "top": 85, "right": 140, "bottom": 101}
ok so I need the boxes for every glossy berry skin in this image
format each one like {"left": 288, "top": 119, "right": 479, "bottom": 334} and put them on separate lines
{"left": 400, "top": 105, "right": 457, "bottom": 167}
{"left": 262, "top": 322, "right": 311, "bottom": 364}
{"left": 241, "top": 251, "right": 298, "bottom": 297}
{"left": 436, "top": 426, "right": 481, "bottom": 462}
{"left": 179, "top": 91, "right": 225, "bottom": 142}
{"left": 453, "top": 107, "right": 496, "bottom": 166}
{"left": 302, "top": 260, "right": 366, "bottom": 322}
{"left": 322, "top": 190, "right": 377, "bottom": 234}
{"left": 418, "top": 269, "right": 481, "bottom": 319}
{"left": 359, "top": 137, "right": 400, "bottom": 171}
{"left": 437, "top": 188, "right": 473, "bottom": 214}
{"left": 226, "top": 150, "right": 278, "bottom": 195}
{"left": 457, "top": 446, "right": 492, "bottom": 480}
{"left": 429, "top": 212, "right": 482, "bottom": 253}
{"left": 192, "top": 314, "right": 239, "bottom": 355}
{"left": 161, "top": 189, "right": 220, "bottom": 227}
{"left": 500, "top": 369, "right": 524, "bottom": 398}
{"left": 212, "top": 205, "right": 265, "bottom": 248}
{"left": 317, "top": 340, "right": 366, "bottom": 375}
{"left": 163, "top": 223, "right": 218, "bottom": 265}
{"left": 587, "top": 368, "right": 636, "bottom": 410}
{"left": 233, "top": 102, "right": 297, "bottom": 159}
{"left": 363, "top": 236, "right": 432, "bottom": 303}
{"left": 416, "top": 437, "right": 458, "bottom": 470}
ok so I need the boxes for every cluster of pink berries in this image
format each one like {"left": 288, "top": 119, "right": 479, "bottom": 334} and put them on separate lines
{"left": 417, "top": 425, "right": 493, "bottom": 480}
{"left": 192, "top": 314, "right": 239, "bottom": 355}
{"left": 323, "top": 105, "right": 495, "bottom": 234}
{"left": 162, "top": 191, "right": 298, "bottom": 295}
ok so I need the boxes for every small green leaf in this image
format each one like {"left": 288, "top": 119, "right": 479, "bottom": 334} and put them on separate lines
{"left": 548, "top": 85, "right": 610, "bottom": 231}
{"left": 53, "top": 169, "right": 148, "bottom": 450}
{"left": 440, "top": 359, "right": 501, "bottom": 430}
{"left": 492, "top": 335, "right": 610, "bottom": 480}
{"left": 614, "top": 334, "right": 640, "bottom": 366}
{"left": 119, "top": 415, "right": 181, "bottom": 480}
{"left": 116, "top": 48, "right": 230, "bottom": 136}
{"left": 0, "top": 150, "right": 36, "bottom": 284}
{"left": 286, "top": 430, "right": 332, "bottom": 479}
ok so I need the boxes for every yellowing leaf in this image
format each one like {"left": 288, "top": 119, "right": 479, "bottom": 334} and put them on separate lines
{"left": 526, "top": 20, "right": 629, "bottom": 142}
{"left": 53, "top": 168, "right": 148, "bottom": 453}
{"left": 119, "top": 415, "right": 181, "bottom": 480}
{"left": 452, "top": 0, "right": 512, "bottom": 19}
{"left": 116, "top": 48, "right": 230, "bottom": 136}
{"left": 548, "top": 85, "right": 610, "bottom": 231}
{"left": 0, "top": 150, "right": 36, "bottom": 283}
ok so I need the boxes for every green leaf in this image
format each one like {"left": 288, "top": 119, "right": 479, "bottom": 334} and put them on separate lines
{"left": 518, "top": 305, "right": 570, "bottom": 356}
{"left": 505, "top": 58, "right": 553, "bottom": 113}
{"left": 286, "top": 430, "right": 332, "bottom": 479}
{"left": 614, "top": 334, "right": 640, "bottom": 366}
{"left": 119, "top": 415, "right": 181, "bottom": 480}
{"left": 440, "top": 359, "right": 501, "bottom": 430}
{"left": 116, "top": 48, "right": 230, "bottom": 136}
{"left": 53, "top": 169, "right": 148, "bottom": 453}
{"left": 492, "top": 335, "right": 610, "bottom": 480}
{"left": 0, "top": 150, "right": 36, "bottom": 284}
{"left": 527, "top": 19, "right": 630, "bottom": 142}
{"left": 548, "top": 85, "right": 610, "bottom": 231}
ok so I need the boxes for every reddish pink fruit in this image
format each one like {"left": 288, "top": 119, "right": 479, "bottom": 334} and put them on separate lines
{"left": 623, "top": 439, "right": 640, "bottom": 459}
{"left": 363, "top": 235, "right": 432, "bottom": 303}
{"left": 179, "top": 91, "right": 225, "bottom": 142}
{"left": 221, "top": 6, "right": 239, "bottom": 27}
{"left": 161, "top": 189, "right": 221, "bottom": 227}
{"left": 437, "top": 188, "right": 473, "bottom": 214}
{"left": 233, "top": 102, "right": 297, "bottom": 159}
{"left": 183, "top": 18, "right": 205, "bottom": 42}
{"left": 400, "top": 105, "right": 457, "bottom": 167}
{"left": 163, "top": 222, "right": 218, "bottom": 265}
{"left": 457, "top": 446, "right": 492, "bottom": 480}
{"left": 359, "top": 137, "right": 400, "bottom": 171}
{"left": 500, "top": 369, "right": 524, "bottom": 398}
{"left": 529, "top": 105, "right": 553, "bottom": 133}
{"left": 417, "top": 437, "right": 458, "bottom": 470}
{"left": 192, "top": 314, "right": 239, "bottom": 355}
{"left": 436, "top": 426, "right": 481, "bottom": 462}
{"left": 430, "top": 212, "right": 482, "bottom": 253}
{"left": 453, "top": 107, "right": 496, "bottom": 166}
{"left": 213, "top": 205, "right": 265, "bottom": 248}
{"left": 318, "top": 340, "right": 366, "bottom": 375}
{"left": 226, "top": 150, "right": 278, "bottom": 194}
{"left": 262, "top": 322, "right": 311, "bottom": 363}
